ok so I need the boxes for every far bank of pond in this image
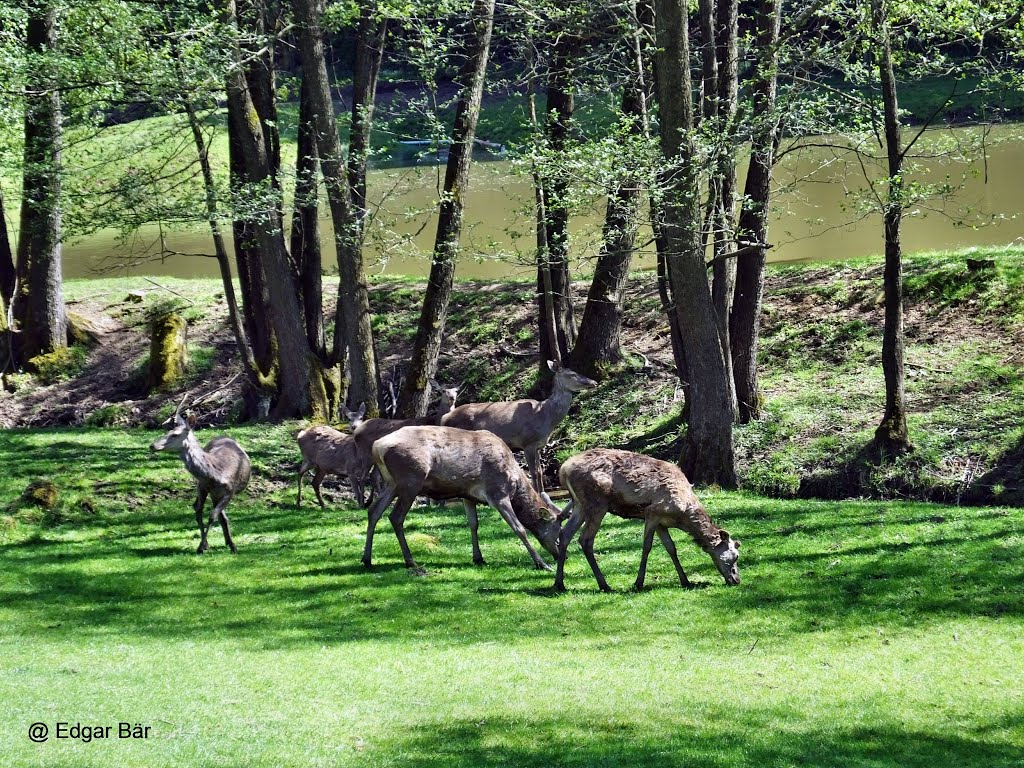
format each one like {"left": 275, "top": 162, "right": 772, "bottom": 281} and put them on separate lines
{"left": 61, "top": 125, "right": 1024, "bottom": 280}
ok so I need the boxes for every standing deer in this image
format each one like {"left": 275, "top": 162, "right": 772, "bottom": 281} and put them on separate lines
{"left": 363, "top": 425, "right": 567, "bottom": 574}
{"left": 554, "top": 448, "right": 741, "bottom": 591}
{"left": 295, "top": 403, "right": 366, "bottom": 507}
{"left": 441, "top": 360, "right": 596, "bottom": 492}
{"left": 349, "top": 380, "right": 459, "bottom": 506}
{"left": 150, "top": 399, "right": 251, "bottom": 554}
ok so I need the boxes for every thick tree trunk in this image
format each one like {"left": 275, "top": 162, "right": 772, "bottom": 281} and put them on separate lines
{"left": 13, "top": 1, "right": 67, "bottom": 362}
{"left": 397, "top": 0, "right": 496, "bottom": 417}
{"left": 653, "top": 0, "right": 736, "bottom": 487}
{"left": 0, "top": 186, "right": 14, "bottom": 307}
{"left": 291, "top": 70, "right": 326, "bottom": 358}
{"left": 224, "top": 0, "right": 327, "bottom": 419}
{"left": 729, "top": 0, "right": 781, "bottom": 423}
{"left": 569, "top": 9, "right": 647, "bottom": 379}
{"left": 292, "top": 0, "right": 381, "bottom": 415}
{"left": 872, "top": 0, "right": 912, "bottom": 455}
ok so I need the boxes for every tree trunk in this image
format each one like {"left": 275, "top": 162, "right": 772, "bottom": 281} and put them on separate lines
{"left": 0, "top": 185, "right": 14, "bottom": 307}
{"left": 710, "top": 0, "right": 739, "bottom": 419}
{"left": 568, "top": 7, "right": 648, "bottom": 379}
{"left": 291, "top": 69, "right": 326, "bottom": 358}
{"left": 729, "top": 0, "right": 781, "bottom": 423}
{"left": 292, "top": 0, "right": 381, "bottom": 415}
{"left": 653, "top": 0, "right": 736, "bottom": 487}
{"left": 397, "top": 0, "right": 496, "bottom": 417}
{"left": 871, "top": 0, "right": 912, "bottom": 455}
{"left": 224, "top": 0, "right": 327, "bottom": 419}
{"left": 348, "top": 4, "right": 387, "bottom": 222}
{"left": 13, "top": 1, "right": 67, "bottom": 362}
{"left": 542, "top": 40, "right": 576, "bottom": 364}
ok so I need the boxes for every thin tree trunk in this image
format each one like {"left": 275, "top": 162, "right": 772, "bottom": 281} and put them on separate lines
{"left": 224, "top": 0, "right": 328, "bottom": 419}
{"left": 528, "top": 79, "right": 560, "bottom": 372}
{"left": 0, "top": 186, "right": 14, "bottom": 307}
{"left": 291, "top": 69, "right": 326, "bottom": 358}
{"left": 397, "top": 0, "right": 496, "bottom": 417}
{"left": 543, "top": 40, "right": 576, "bottom": 362}
{"left": 710, "top": 0, "right": 739, "bottom": 419}
{"left": 653, "top": 0, "right": 736, "bottom": 487}
{"left": 569, "top": 6, "right": 648, "bottom": 379}
{"left": 293, "top": 0, "right": 381, "bottom": 415}
{"left": 13, "top": 0, "right": 67, "bottom": 362}
{"left": 729, "top": 0, "right": 781, "bottom": 423}
{"left": 348, "top": 4, "right": 387, "bottom": 222}
{"left": 872, "top": 0, "right": 912, "bottom": 455}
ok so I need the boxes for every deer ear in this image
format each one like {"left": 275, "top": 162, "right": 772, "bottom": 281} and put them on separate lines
{"left": 547, "top": 360, "right": 560, "bottom": 372}
{"left": 355, "top": 402, "right": 366, "bottom": 419}
{"left": 719, "top": 529, "right": 731, "bottom": 543}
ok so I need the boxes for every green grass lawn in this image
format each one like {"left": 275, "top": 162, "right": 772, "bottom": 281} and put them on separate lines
{"left": 1, "top": 425, "right": 1022, "bottom": 767}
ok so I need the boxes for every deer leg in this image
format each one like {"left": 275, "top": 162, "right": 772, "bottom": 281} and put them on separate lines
{"left": 362, "top": 485, "right": 397, "bottom": 568}
{"left": 350, "top": 474, "right": 365, "bottom": 508}
{"left": 633, "top": 518, "right": 658, "bottom": 591}
{"left": 297, "top": 459, "right": 313, "bottom": 506}
{"left": 493, "top": 496, "right": 552, "bottom": 571}
{"left": 524, "top": 445, "right": 544, "bottom": 493}
{"left": 553, "top": 507, "right": 586, "bottom": 592}
{"left": 208, "top": 496, "right": 237, "bottom": 554}
{"left": 657, "top": 527, "right": 692, "bottom": 589}
{"left": 464, "top": 499, "right": 484, "bottom": 565}
{"left": 387, "top": 494, "right": 422, "bottom": 573}
{"left": 194, "top": 488, "right": 210, "bottom": 554}
{"left": 578, "top": 510, "right": 611, "bottom": 592}
{"left": 312, "top": 467, "right": 328, "bottom": 508}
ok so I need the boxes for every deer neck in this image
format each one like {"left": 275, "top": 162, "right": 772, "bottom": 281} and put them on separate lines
{"left": 180, "top": 432, "right": 215, "bottom": 482}
{"left": 683, "top": 507, "right": 723, "bottom": 553}
{"left": 540, "top": 383, "right": 574, "bottom": 425}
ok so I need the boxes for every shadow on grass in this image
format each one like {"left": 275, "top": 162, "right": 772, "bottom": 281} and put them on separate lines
{"left": 376, "top": 714, "right": 1024, "bottom": 768}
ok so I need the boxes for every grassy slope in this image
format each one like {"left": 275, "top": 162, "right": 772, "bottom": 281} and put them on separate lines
{"left": 1, "top": 426, "right": 1022, "bottom": 768}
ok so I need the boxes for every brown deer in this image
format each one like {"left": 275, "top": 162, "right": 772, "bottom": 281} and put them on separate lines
{"left": 150, "top": 399, "right": 251, "bottom": 554}
{"left": 554, "top": 448, "right": 741, "bottom": 591}
{"left": 295, "top": 403, "right": 367, "bottom": 507}
{"left": 349, "top": 380, "right": 459, "bottom": 506}
{"left": 362, "top": 425, "right": 567, "bottom": 574}
{"left": 441, "top": 361, "right": 596, "bottom": 492}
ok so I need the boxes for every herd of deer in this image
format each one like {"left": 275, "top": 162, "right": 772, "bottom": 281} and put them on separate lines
{"left": 150, "top": 361, "right": 742, "bottom": 591}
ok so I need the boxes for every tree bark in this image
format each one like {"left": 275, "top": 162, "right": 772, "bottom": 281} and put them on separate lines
{"left": 348, "top": 4, "right": 387, "bottom": 223}
{"left": 541, "top": 39, "right": 576, "bottom": 366}
{"left": 397, "top": 0, "right": 496, "bottom": 417}
{"left": 568, "top": 5, "right": 648, "bottom": 379}
{"left": 653, "top": 0, "right": 736, "bottom": 487}
{"left": 871, "top": 0, "right": 912, "bottom": 455}
{"left": 13, "top": 0, "right": 67, "bottom": 362}
{"left": 291, "top": 69, "right": 326, "bottom": 358}
{"left": 224, "top": 0, "right": 327, "bottom": 419}
{"left": 292, "top": 0, "right": 381, "bottom": 415}
{"left": 0, "top": 186, "right": 14, "bottom": 308}
{"left": 729, "top": 0, "right": 781, "bottom": 423}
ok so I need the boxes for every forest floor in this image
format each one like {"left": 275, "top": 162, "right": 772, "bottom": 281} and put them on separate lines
{"left": 2, "top": 245, "right": 1022, "bottom": 504}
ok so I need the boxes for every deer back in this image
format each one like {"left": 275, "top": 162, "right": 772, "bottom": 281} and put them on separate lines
{"left": 298, "top": 426, "right": 358, "bottom": 475}
{"left": 202, "top": 437, "right": 252, "bottom": 494}
{"left": 440, "top": 399, "right": 550, "bottom": 449}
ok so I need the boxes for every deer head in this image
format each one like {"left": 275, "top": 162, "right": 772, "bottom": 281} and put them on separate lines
{"left": 342, "top": 402, "right": 367, "bottom": 432}
{"left": 429, "top": 379, "right": 460, "bottom": 410}
{"left": 548, "top": 360, "right": 597, "bottom": 393}
{"left": 151, "top": 396, "right": 197, "bottom": 454}
{"left": 709, "top": 530, "right": 741, "bottom": 586}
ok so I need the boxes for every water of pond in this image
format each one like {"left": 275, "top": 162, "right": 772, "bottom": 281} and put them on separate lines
{"left": 60, "top": 126, "right": 1024, "bottom": 280}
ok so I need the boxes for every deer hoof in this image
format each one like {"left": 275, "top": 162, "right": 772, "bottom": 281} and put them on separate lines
{"left": 599, "top": 584, "right": 613, "bottom": 593}
{"left": 473, "top": 556, "right": 486, "bottom": 566}
{"left": 361, "top": 558, "right": 373, "bottom": 570}
{"left": 630, "top": 582, "right": 647, "bottom": 593}
{"left": 408, "top": 565, "right": 428, "bottom": 577}
{"left": 229, "top": 546, "right": 238, "bottom": 554}
{"left": 552, "top": 581, "right": 566, "bottom": 593}
{"left": 535, "top": 561, "right": 554, "bottom": 572}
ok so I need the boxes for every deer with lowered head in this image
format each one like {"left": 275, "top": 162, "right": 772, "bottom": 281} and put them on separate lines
{"left": 441, "top": 360, "right": 596, "bottom": 492}
{"left": 362, "top": 425, "right": 567, "bottom": 574}
{"left": 554, "top": 448, "right": 741, "bottom": 591}
{"left": 296, "top": 403, "right": 366, "bottom": 507}
{"left": 349, "top": 379, "right": 459, "bottom": 506}
{"left": 150, "top": 398, "right": 251, "bottom": 554}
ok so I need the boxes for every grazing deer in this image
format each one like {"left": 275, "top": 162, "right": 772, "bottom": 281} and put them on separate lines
{"left": 349, "top": 380, "right": 459, "bottom": 506}
{"left": 440, "top": 361, "right": 597, "bottom": 492}
{"left": 554, "top": 448, "right": 741, "bottom": 591}
{"left": 149, "top": 399, "right": 251, "bottom": 554}
{"left": 362, "top": 425, "right": 567, "bottom": 573}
